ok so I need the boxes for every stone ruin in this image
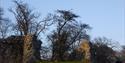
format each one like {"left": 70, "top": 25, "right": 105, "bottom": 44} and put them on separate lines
{"left": 0, "top": 35, "right": 42, "bottom": 63}
{"left": 77, "top": 39, "right": 91, "bottom": 63}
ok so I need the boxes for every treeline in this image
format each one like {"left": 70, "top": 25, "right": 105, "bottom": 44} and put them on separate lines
{"left": 0, "top": 0, "right": 124, "bottom": 63}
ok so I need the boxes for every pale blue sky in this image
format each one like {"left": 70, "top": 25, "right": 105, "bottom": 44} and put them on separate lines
{"left": 1, "top": 0, "right": 125, "bottom": 45}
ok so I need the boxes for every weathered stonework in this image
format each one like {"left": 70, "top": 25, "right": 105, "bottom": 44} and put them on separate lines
{"left": 78, "top": 39, "right": 91, "bottom": 63}
{"left": 23, "top": 35, "right": 33, "bottom": 63}
{"left": 0, "top": 36, "right": 23, "bottom": 63}
{"left": 0, "top": 35, "right": 42, "bottom": 63}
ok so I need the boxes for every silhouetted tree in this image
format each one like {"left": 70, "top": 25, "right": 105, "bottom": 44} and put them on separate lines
{"left": 90, "top": 37, "right": 116, "bottom": 63}
{"left": 47, "top": 10, "right": 91, "bottom": 61}
{"left": 10, "top": 1, "right": 53, "bottom": 36}
{"left": 9, "top": 1, "right": 53, "bottom": 63}
{"left": 0, "top": 7, "right": 12, "bottom": 38}
{"left": 121, "top": 46, "right": 125, "bottom": 62}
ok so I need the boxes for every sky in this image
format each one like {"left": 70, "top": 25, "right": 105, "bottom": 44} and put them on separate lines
{"left": 0, "top": 0, "right": 125, "bottom": 46}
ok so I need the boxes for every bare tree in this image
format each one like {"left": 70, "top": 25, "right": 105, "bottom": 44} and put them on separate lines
{"left": 90, "top": 37, "right": 116, "bottom": 63}
{"left": 47, "top": 10, "right": 91, "bottom": 61}
{"left": 9, "top": 1, "right": 53, "bottom": 63}
{"left": 121, "top": 46, "right": 125, "bottom": 61}
{"left": 0, "top": 7, "right": 11, "bottom": 39}
{"left": 10, "top": 1, "right": 53, "bottom": 37}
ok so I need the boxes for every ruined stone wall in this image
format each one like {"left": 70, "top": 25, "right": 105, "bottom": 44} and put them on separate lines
{"left": 0, "top": 35, "right": 42, "bottom": 63}
{"left": 0, "top": 36, "right": 23, "bottom": 63}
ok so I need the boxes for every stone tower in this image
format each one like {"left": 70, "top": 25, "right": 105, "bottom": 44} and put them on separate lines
{"left": 78, "top": 39, "right": 91, "bottom": 63}
{"left": 23, "top": 35, "right": 33, "bottom": 63}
